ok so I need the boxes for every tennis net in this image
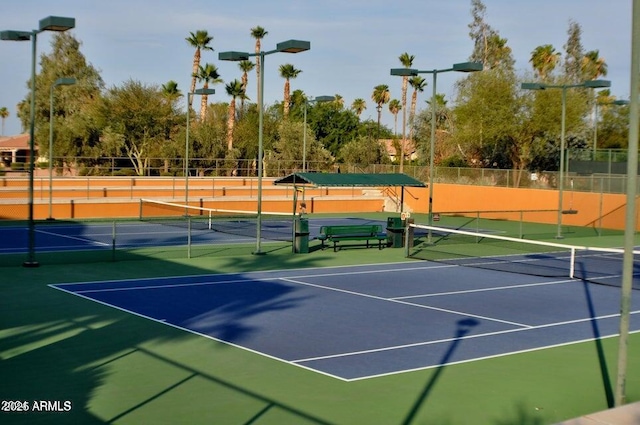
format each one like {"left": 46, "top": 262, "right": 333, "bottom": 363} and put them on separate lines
{"left": 407, "top": 223, "right": 640, "bottom": 290}
{"left": 139, "top": 199, "right": 296, "bottom": 242}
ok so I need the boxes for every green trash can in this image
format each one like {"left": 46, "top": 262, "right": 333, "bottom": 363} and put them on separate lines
{"left": 294, "top": 217, "right": 309, "bottom": 253}
{"left": 386, "top": 216, "right": 404, "bottom": 248}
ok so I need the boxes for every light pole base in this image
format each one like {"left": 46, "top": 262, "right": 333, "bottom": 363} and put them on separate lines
{"left": 252, "top": 251, "right": 267, "bottom": 256}
{"left": 46, "top": 217, "right": 55, "bottom": 221}
{"left": 22, "top": 261, "right": 40, "bottom": 268}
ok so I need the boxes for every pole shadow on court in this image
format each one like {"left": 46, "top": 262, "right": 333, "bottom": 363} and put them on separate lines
{"left": 578, "top": 262, "right": 615, "bottom": 408}
{"left": 401, "top": 317, "right": 480, "bottom": 425}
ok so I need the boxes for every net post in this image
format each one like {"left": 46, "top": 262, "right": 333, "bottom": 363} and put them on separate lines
{"left": 139, "top": 199, "right": 143, "bottom": 220}
{"left": 187, "top": 216, "right": 192, "bottom": 259}
{"left": 112, "top": 220, "right": 116, "bottom": 262}
{"left": 208, "top": 210, "right": 212, "bottom": 230}
{"left": 570, "top": 247, "right": 576, "bottom": 278}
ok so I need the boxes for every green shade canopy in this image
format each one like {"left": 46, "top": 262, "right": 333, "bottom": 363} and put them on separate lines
{"left": 274, "top": 173, "right": 426, "bottom": 187}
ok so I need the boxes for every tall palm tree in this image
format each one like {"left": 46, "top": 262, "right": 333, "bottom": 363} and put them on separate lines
{"left": 581, "top": 50, "right": 608, "bottom": 80}
{"left": 238, "top": 60, "right": 255, "bottom": 113}
{"left": 408, "top": 76, "right": 426, "bottom": 131}
{"left": 161, "top": 80, "right": 181, "bottom": 99}
{"left": 333, "top": 94, "right": 344, "bottom": 108}
{"left": 351, "top": 98, "right": 366, "bottom": 117}
{"left": 225, "top": 79, "right": 247, "bottom": 151}
{"left": 530, "top": 44, "right": 560, "bottom": 80}
{"left": 398, "top": 52, "right": 415, "bottom": 171}
{"left": 279, "top": 64, "right": 302, "bottom": 117}
{"left": 388, "top": 99, "right": 401, "bottom": 137}
{"left": 371, "top": 84, "right": 390, "bottom": 138}
{"left": 194, "top": 63, "right": 222, "bottom": 121}
{"left": 186, "top": 30, "right": 214, "bottom": 108}
{"left": 0, "top": 107, "right": 8, "bottom": 136}
{"left": 250, "top": 26, "right": 268, "bottom": 103}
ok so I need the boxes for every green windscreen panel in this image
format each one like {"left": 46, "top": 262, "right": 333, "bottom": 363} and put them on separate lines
{"left": 274, "top": 173, "right": 426, "bottom": 187}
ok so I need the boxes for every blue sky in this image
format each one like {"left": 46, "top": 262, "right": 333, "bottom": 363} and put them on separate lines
{"left": 0, "top": 0, "right": 633, "bottom": 137}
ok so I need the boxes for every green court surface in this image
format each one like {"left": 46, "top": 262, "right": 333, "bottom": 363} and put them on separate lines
{"left": 1, "top": 214, "right": 639, "bottom": 424}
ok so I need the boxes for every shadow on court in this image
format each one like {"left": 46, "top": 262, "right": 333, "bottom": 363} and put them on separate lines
{"left": 578, "top": 261, "right": 615, "bottom": 408}
{"left": 400, "top": 318, "right": 479, "bottom": 425}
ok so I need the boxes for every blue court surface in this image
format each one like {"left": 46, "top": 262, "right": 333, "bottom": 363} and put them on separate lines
{"left": 51, "top": 260, "right": 640, "bottom": 381}
{"left": 0, "top": 217, "right": 386, "bottom": 254}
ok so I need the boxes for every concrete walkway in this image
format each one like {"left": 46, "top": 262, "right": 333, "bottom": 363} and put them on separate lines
{"left": 555, "top": 401, "right": 640, "bottom": 424}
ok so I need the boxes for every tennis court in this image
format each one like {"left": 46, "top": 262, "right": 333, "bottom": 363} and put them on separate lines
{"left": 51, "top": 252, "right": 640, "bottom": 381}
{"left": 3, "top": 211, "right": 640, "bottom": 424}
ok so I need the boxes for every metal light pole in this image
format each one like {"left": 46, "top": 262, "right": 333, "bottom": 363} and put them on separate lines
{"left": 522, "top": 79, "right": 611, "bottom": 238}
{"left": 220, "top": 40, "right": 310, "bottom": 254}
{"left": 303, "top": 95, "right": 334, "bottom": 172}
{"left": 391, "top": 62, "right": 482, "bottom": 243}
{"left": 48, "top": 77, "right": 76, "bottom": 220}
{"left": 615, "top": 0, "right": 640, "bottom": 406}
{"left": 2, "top": 16, "right": 76, "bottom": 267}
{"left": 185, "top": 88, "right": 215, "bottom": 208}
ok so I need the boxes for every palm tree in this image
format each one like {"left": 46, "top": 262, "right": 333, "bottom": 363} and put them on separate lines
{"left": 530, "top": 44, "right": 560, "bottom": 80}
{"left": 398, "top": 52, "right": 415, "bottom": 171}
{"left": 194, "top": 63, "right": 222, "bottom": 121}
{"left": 371, "top": 84, "right": 390, "bottom": 138}
{"left": 333, "top": 94, "right": 344, "bottom": 108}
{"left": 0, "top": 107, "right": 8, "bottom": 136}
{"left": 351, "top": 98, "right": 366, "bottom": 117}
{"left": 225, "top": 79, "right": 247, "bottom": 152}
{"left": 388, "top": 99, "right": 401, "bottom": 137}
{"left": 279, "top": 64, "right": 302, "bottom": 117}
{"left": 582, "top": 50, "right": 608, "bottom": 80}
{"left": 250, "top": 26, "right": 268, "bottom": 103}
{"left": 161, "top": 80, "right": 181, "bottom": 99}
{"left": 186, "top": 30, "right": 214, "bottom": 108}
{"left": 408, "top": 76, "right": 427, "bottom": 133}
{"left": 238, "top": 60, "right": 254, "bottom": 113}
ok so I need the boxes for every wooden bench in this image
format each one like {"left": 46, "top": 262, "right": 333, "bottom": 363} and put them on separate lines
{"left": 318, "top": 224, "right": 387, "bottom": 252}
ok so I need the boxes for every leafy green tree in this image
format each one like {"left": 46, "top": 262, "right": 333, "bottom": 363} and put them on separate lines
{"left": 454, "top": 69, "right": 522, "bottom": 169}
{"left": 339, "top": 135, "right": 388, "bottom": 166}
{"left": 96, "top": 80, "right": 177, "bottom": 175}
{"left": 17, "top": 32, "right": 104, "bottom": 172}
{"left": 563, "top": 20, "right": 584, "bottom": 83}
{"left": 467, "top": 0, "right": 514, "bottom": 70}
